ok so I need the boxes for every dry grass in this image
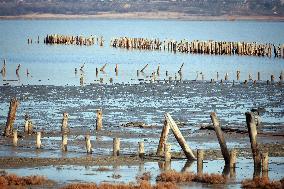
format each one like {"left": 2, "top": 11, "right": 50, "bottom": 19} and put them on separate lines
{"left": 61, "top": 180, "right": 178, "bottom": 189}
{"left": 0, "top": 173, "right": 50, "bottom": 187}
{"left": 136, "top": 172, "right": 151, "bottom": 181}
{"left": 156, "top": 170, "right": 226, "bottom": 184}
{"left": 242, "top": 177, "right": 284, "bottom": 189}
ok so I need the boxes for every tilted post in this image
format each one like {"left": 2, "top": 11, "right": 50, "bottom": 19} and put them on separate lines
{"left": 156, "top": 119, "right": 170, "bottom": 156}
{"left": 4, "top": 98, "right": 19, "bottom": 137}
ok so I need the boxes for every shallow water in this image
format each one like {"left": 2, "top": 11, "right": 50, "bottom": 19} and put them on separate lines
{"left": 5, "top": 157, "right": 284, "bottom": 188}
{"left": 0, "top": 20, "right": 283, "bottom": 86}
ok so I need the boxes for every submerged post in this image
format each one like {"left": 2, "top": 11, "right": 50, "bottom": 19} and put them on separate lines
{"left": 197, "top": 149, "right": 204, "bottom": 175}
{"left": 230, "top": 149, "right": 237, "bottom": 168}
{"left": 165, "top": 113, "right": 196, "bottom": 160}
{"left": 156, "top": 119, "right": 170, "bottom": 156}
{"left": 245, "top": 112, "right": 261, "bottom": 176}
{"left": 62, "top": 134, "right": 68, "bottom": 152}
{"left": 5, "top": 98, "right": 19, "bottom": 137}
{"left": 96, "top": 109, "right": 103, "bottom": 130}
{"left": 113, "top": 138, "right": 120, "bottom": 156}
{"left": 138, "top": 141, "right": 144, "bottom": 159}
{"left": 210, "top": 112, "right": 230, "bottom": 165}
{"left": 85, "top": 135, "right": 92, "bottom": 154}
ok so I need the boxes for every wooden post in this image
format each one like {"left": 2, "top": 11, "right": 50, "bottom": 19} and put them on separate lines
{"left": 237, "top": 71, "right": 240, "bottom": 80}
{"left": 28, "top": 121, "right": 33, "bottom": 135}
{"left": 245, "top": 112, "right": 261, "bottom": 174}
{"left": 156, "top": 119, "right": 170, "bottom": 156}
{"left": 257, "top": 72, "right": 260, "bottom": 81}
{"left": 138, "top": 142, "right": 144, "bottom": 158}
{"left": 140, "top": 64, "right": 148, "bottom": 72}
{"left": 96, "top": 68, "right": 98, "bottom": 77}
{"left": 210, "top": 112, "right": 230, "bottom": 165}
{"left": 100, "top": 63, "right": 107, "bottom": 72}
{"left": 96, "top": 109, "right": 103, "bottom": 130}
{"left": 13, "top": 130, "right": 18, "bottom": 147}
{"left": 157, "top": 65, "right": 160, "bottom": 75}
{"left": 62, "top": 134, "right": 68, "bottom": 152}
{"left": 230, "top": 149, "right": 237, "bottom": 168}
{"left": 165, "top": 113, "right": 196, "bottom": 160}
{"left": 197, "top": 149, "right": 204, "bottom": 175}
{"left": 85, "top": 135, "right": 92, "bottom": 154}
{"left": 164, "top": 143, "right": 171, "bottom": 162}
{"left": 36, "top": 132, "right": 41, "bottom": 149}
{"left": 24, "top": 114, "right": 29, "bottom": 133}
{"left": 61, "top": 112, "right": 68, "bottom": 133}
{"left": 137, "top": 70, "right": 139, "bottom": 77}
{"left": 4, "top": 98, "right": 19, "bottom": 137}
{"left": 271, "top": 75, "right": 274, "bottom": 82}
{"left": 115, "top": 64, "right": 118, "bottom": 75}
{"left": 225, "top": 73, "right": 228, "bottom": 81}
{"left": 109, "top": 78, "right": 113, "bottom": 84}
{"left": 262, "top": 152, "right": 268, "bottom": 172}
{"left": 113, "top": 138, "right": 120, "bottom": 156}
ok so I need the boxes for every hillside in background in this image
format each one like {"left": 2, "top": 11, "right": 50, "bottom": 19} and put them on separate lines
{"left": 0, "top": 0, "right": 283, "bottom": 17}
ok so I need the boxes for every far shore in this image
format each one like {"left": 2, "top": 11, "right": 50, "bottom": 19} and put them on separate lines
{"left": 1, "top": 12, "right": 284, "bottom": 21}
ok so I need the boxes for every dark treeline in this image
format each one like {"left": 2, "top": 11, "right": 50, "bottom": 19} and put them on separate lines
{"left": 0, "top": 0, "right": 283, "bottom": 16}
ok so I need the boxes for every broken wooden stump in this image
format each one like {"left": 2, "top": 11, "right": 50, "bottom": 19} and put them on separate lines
{"left": 5, "top": 98, "right": 19, "bottom": 137}
{"left": 165, "top": 113, "right": 196, "bottom": 160}
{"left": 96, "top": 109, "right": 103, "bottom": 130}
{"left": 27, "top": 121, "right": 33, "bottom": 135}
{"left": 113, "top": 138, "right": 120, "bottom": 156}
{"left": 62, "top": 134, "right": 68, "bottom": 152}
{"left": 210, "top": 112, "right": 230, "bottom": 165}
{"left": 229, "top": 149, "right": 237, "bottom": 168}
{"left": 36, "top": 132, "right": 41, "bottom": 149}
{"left": 85, "top": 135, "right": 92, "bottom": 154}
{"left": 197, "top": 149, "right": 204, "bottom": 175}
{"left": 156, "top": 119, "right": 170, "bottom": 156}
{"left": 245, "top": 112, "right": 261, "bottom": 176}
{"left": 61, "top": 112, "right": 69, "bottom": 133}
{"left": 261, "top": 152, "right": 269, "bottom": 172}
{"left": 13, "top": 130, "right": 18, "bottom": 147}
{"left": 138, "top": 142, "right": 144, "bottom": 159}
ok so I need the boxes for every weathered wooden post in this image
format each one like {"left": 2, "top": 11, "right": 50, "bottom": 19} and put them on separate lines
{"left": 115, "top": 64, "right": 118, "bottom": 76}
{"left": 257, "top": 72, "right": 260, "bottom": 81}
{"left": 197, "top": 149, "right": 204, "bottom": 175}
{"left": 100, "top": 63, "right": 107, "bottom": 72}
{"left": 165, "top": 113, "right": 196, "bottom": 160}
{"left": 24, "top": 114, "right": 29, "bottom": 133}
{"left": 113, "top": 138, "right": 120, "bottom": 156}
{"left": 28, "top": 121, "right": 33, "bottom": 135}
{"left": 36, "top": 132, "right": 41, "bottom": 149}
{"left": 279, "top": 71, "right": 283, "bottom": 83}
{"left": 157, "top": 65, "right": 160, "bottom": 76}
{"left": 210, "top": 112, "right": 230, "bottom": 165}
{"left": 164, "top": 143, "right": 171, "bottom": 162}
{"left": 96, "top": 68, "right": 98, "bottom": 77}
{"left": 62, "top": 134, "right": 68, "bottom": 152}
{"left": 271, "top": 75, "right": 274, "bottom": 83}
{"left": 225, "top": 73, "right": 228, "bottom": 81}
{"left": 85, "top": 135, "right": 92, "bottom": 154}
{"left": 5, "top": 98, "right": 19, "bottom": 137}
{"left": 261, "top": 152, "right": 268, "bottom": 172}
{"left": 229, "top": 149, "right": 237, "bottom": 168}
{"left": 137, "top": 70, "right": 139, "bottom": 77}
{"left": 156, "top": 119, "right": 170, "bottom": 156}
{"left": 138, "top": 142, "right": 144, "bottom": 159}
{"left": 61, "top": 112, "right": 68, "bottom": 133}
{"left": 13, "top": 130, "right": 18, "bottom": 147}
{"left": 245, "top": 112, "right": 261, "bottom": 176}
{"left": 96, "top": 109, "right": 103, "bottom": 130}
{"left": 237, "top": 71, "right": 240, "bottom": 80}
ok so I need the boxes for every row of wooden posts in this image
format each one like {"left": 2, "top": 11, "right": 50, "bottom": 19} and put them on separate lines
{"left": 4, "top": 98, "right": 269, "bottom": 177}
{"left": 111, "top": 37, "right": 284, "bottom": 58}
{"left": 42, "top": 34, "right": 104, "bottom": 46}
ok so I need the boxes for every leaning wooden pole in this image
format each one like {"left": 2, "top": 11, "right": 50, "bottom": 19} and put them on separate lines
{"left": 4, "top": 98, "right": 19, "bottom": 137}
{"left": 156, "top": 118, "right": 170, "bottom": 156}
{"left": 165, "top": 113, "right": 196, "bottom": 160}
{"left": 210, "top": 112, "right": 230, "bottom": 165}
{"left": 245, "top": 112, "right": 262, "bottom": 174}
{"left": 140, "top": 64, "right": 148, "bottom": 72}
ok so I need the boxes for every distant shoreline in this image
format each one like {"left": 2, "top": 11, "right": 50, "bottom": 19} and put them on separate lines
{"left": 1, "top": 12, "right": 284, "bottom": 21}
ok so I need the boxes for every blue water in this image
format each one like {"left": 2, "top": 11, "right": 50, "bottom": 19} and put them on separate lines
{"left": 0, "top": 20, "right": 283, "bottom": 86}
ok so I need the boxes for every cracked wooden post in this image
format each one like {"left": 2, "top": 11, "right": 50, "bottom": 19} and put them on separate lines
{"left": 36, "top": 132, "right": 41, "bottom": 149}
{"left": 164, "top": 143, "right": 171, "bottom": 162}
{"left": 85, "top": 135, "right": 92, "bottom": 154}
{"left": 13, "top": 130, "right": 18, "bottom": 147}
{"left": 138, "top": 141, "right": 144, "bottom": 159}
{"left": 62, "top": 134, "right": 68, "bottom": 152}
{"left": 5, "top": 98, "right": 19, "bottom": 137}
{"left": 210, "top": 112, "right": 230, "bottom": 165}
{"left": 230, "top": 149, "right": 237, "bottom": 168}
{"left": 113, "top": 138, "right": 120, "bottom": 156}
{"left": 245, "top": 112, "right": 261, "bottom": 177}
{"left": 156, "top": 118, "right": 170, "bottom": 156}
{"left": 197, "top": 149, "right": 204, "bottom": 175}
{"left": 262, "top": 152, "right": 269, "bottom": 172}
{"left": 96, "top": 109, "right": 102, "bottom": 130}
{"left": 61, "top": 112, "right": 68, "bottom": 133}
{"left": 140, "top": 64, "right": 148, "bottom": 72}
{"left": 165, "top": 113, "right": 196, "bottom": 160}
